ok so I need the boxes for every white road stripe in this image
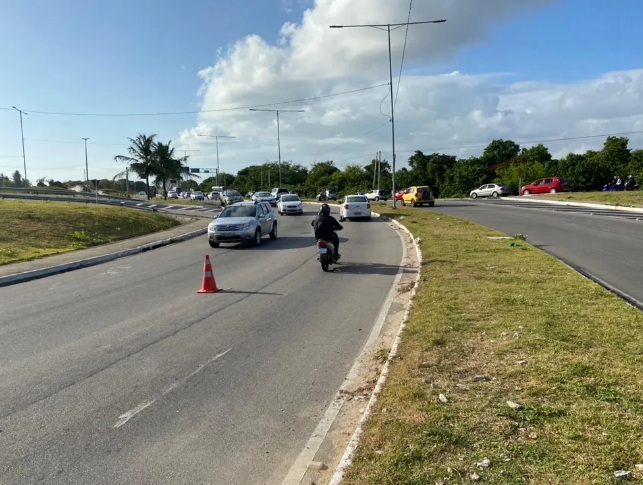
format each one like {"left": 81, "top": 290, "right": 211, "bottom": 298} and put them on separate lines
{"left": 114, "top": 348, "right": 232, "bottom": 428}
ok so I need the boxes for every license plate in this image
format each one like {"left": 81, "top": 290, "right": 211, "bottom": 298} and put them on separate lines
{"left": 354, "top": 212, "right": 362, "bottom": 215}
{"left": 319, "top": 247, "right": 327, "bottom": 254}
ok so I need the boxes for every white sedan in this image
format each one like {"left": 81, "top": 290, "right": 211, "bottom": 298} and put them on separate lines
{"left": 339, "top": 195, "right": 371, "bottom": 221}
{"left": 277, "top": 194, "right": 303, "bottom": 215}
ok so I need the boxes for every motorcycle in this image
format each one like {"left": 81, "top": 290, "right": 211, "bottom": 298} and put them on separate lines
{"left": 317, "top": 238, "right": 337, "bottom": 272}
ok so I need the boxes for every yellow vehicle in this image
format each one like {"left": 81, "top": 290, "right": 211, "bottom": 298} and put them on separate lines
{"left": 401, "top": 185, "right": 435, "bottom": 207}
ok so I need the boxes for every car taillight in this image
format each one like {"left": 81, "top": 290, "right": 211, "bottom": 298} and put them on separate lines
{"left": 367, "top": 204, "right": 370, "bottom": 209}
{"left": 344, "top": 204, "right": 349, "bottom": 209}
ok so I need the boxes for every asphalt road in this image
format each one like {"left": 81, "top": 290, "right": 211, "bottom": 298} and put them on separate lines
{"left": 424, "top": 198, "right": 643, "bottom": 305}
{"left": 0, "top": 207, "right": 403, "bottom": 485}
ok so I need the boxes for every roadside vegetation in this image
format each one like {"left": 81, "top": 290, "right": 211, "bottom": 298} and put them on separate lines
{"left": 3, "top": 134, "right": 641, "bottom": 202}
{"left": 0, "top": 200, "right": 180, "bottom": 265}
{"left": 343, "top": 206, "right": 643, "bottom": 484}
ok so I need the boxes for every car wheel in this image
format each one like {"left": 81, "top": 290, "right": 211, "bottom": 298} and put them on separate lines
{"left": 411, "top": 199, "right": 417, "bottom": 207}
{"left": 209, "top": 241, "right": 220, "bottom": 248}
{"left": 471, "top": 193, "right": 478, "bottom": 199}
{"left": 253, "top": 228, "right": 262, "bottom": 246}
{"left": 269, "top": 222, "right": 277, "bottom": 239}
{"left": 428, "top": 202, "right": 435, "bottom": 207}
{"left": 366, "top": 216, "right": 372, "bottom": 221}
{"left": 401, "top": 199, "right": 406, "bottom": 206}
{"left": 492, "top": 191, "right": 499, "bottom": 198}
{"left": 374, "top": 196, "right": 379, "bottom": 201}
{"left": 523, "top": 190, "right": 530, "bottom": 196}
{"left": 550, "top": 188, "right": 557, "bottom": 194}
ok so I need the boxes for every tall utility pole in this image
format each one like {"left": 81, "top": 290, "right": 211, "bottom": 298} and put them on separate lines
{"left": 82, "top": 137, "right": 90, "bottom": 190}
{"left": 378, "top": 150, "right": 382, "bottom": 190}
{"left": 197, "top": 135, "right": 235, "bottom": 187}
{"left": 249, "top": 108, "right": 304, "bottom": 186}
{"left": 330, "top": 19, "right": 446, "bottom": 208}
{"left": 11, "top": 106, "right": 28, "bottom": 187}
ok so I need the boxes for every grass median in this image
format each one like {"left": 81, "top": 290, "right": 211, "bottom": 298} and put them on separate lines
{"left": 343, "top": 206, "right": 643, "bottom": 484}
{"left": 0, "top": 200, "right": 180, "bottom": 265}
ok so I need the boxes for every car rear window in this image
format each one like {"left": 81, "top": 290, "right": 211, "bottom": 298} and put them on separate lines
{"left": 347, "top": 196, "right": 368, "bottom": 202}
{"left": 281, "top": 195, "right": 299, "bottom": 202}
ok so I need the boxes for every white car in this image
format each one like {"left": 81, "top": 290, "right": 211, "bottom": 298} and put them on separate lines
{"left": 190, "top": 191, "right": 205, "bottom": 201}
{"left": 470, "top": 183, "right": 512, "bottom": 199}
{"left": 277, "top": 194, "right": 303, "bottom": 215}
{"left": 365, "top": 189, "right": 388, "bottom": 201}
{"left": 167, "top": 190, "right": 179, "bottom": 199}
{"left": 340, "top": 195, "right": 371, "bottom": 221}
{"left": 252, "top": 191, "right": 277, "bottom": 206}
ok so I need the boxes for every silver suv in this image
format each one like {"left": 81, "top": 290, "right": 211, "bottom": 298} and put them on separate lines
{"left": 207, "top": 201, "right": 277, "bottom": 247}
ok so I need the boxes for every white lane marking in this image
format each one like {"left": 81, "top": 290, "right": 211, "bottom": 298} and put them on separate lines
{"left": 114, "top": 348, "right": 232, "bottom": 428}
{"left": 283, "top": 219, "right": 409, "bottom": 485}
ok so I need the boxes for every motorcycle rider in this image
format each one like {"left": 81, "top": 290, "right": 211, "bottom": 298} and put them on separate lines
{"left": 311, "top": 203, "right": 343, "bottom": 260}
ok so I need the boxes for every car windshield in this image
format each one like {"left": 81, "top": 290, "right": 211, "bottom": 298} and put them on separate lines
{"left": 219, "top": 205, "right": 256, "bottom": 218}
{"left": 255, "top": 192, "right": 272, "bottom": 197}
{"left": 347, "top": 196, "right": 368, "bottom": 202}
{"left": 281, "top": 195, "right": 299, "bottom": 202}
{"left": 225, "top": 190, "right": 241, "bottom": 196}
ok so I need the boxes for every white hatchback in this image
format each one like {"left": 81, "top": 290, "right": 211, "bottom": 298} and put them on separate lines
{"left": 340, "top": 195, "right": 371, "bottom": 221}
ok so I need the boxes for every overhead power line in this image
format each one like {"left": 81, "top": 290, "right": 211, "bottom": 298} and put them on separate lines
{"left": 0, "top": 83, "right": 388, "bottom": 117}
{"left": 395, "top": 0, "right": 413, "bottom": 108}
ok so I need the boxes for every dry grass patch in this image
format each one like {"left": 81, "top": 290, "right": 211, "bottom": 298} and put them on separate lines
{"left": 0, "top": 200, "right": 179, "bottom": 265}
{"left": 343, "top": 207, "right": 643, "bottom": 484}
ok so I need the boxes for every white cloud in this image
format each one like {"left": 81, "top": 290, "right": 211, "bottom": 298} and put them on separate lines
{"left": 180, "top": 0, "right": 643, "bottom": 174}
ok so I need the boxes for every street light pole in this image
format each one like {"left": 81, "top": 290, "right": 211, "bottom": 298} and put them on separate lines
{"left": 12, "top": 106, "right": 28, "bottom": 187}
{"left": 330, "top": 19, "right": 446, "bottom": 208}
{"left": 249, "top": 108, "right": 304, "bottom": 186}
{"left": 82, "top": 137, "right": 90, "bottom": 190}
{"left": 197, "top": 135, "right": 235, "bottom": 187}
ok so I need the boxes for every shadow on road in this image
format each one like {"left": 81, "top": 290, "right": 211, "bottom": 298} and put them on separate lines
{"left": 329, "top": 261, "right": 414, "bottom": 277}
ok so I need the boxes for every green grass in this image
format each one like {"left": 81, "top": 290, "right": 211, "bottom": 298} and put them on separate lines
{"left": 516, "top": 191, "right": 643, "bottom": 208}
{"left": 0, "top": 200, "right": 180, "bottom": 265}
{"left": 343, "top": 206, "right": 643, "bottom": 484}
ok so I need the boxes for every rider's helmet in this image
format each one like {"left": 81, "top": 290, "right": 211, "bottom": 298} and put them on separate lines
{"left": 319, "top": 203, "right": 331, "bottom": 217}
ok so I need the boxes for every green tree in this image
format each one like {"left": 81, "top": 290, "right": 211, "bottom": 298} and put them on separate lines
{"left": 600, "top": 136, "right": 630, "bottom": 176}
{"left": 441, "top": 157, "right": 488, "bottom": 197}
{"left": 305, "top": 161, "right": 340, "bottom": 196}
{"left": 152, "top": 140, "right": 187, "bottom": 199}
{"left": 114, "top": 133, "right": 157, "bottom": 200}
{"left": 557, "top": 151, "right": 612, "bottom": 191}
{"left": 12, "top": 170, "right": 23, "bottom": 187}
{"left": 482, "top": 139, "right": 520, "bottom": 177}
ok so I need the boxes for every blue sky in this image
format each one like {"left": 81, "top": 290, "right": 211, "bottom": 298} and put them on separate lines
{"left": 1, "top": 0, "right": 643, "bottom": 184}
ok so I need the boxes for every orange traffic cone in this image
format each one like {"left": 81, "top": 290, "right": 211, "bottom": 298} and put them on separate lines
{"left": 197, "top": 255, "right": 221, "bottom": 293}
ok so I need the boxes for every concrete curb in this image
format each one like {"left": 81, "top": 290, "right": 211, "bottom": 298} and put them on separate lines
{"left": 330, "top": 211, "right": 423, "bottom": 484}
{"left": 499, "top": 196, "right": 643, "bottom": 213}
{"left": 0, "top": 228, "right": 207, "bottom": 288}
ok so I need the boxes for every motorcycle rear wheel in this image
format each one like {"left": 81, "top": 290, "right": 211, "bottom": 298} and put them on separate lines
{"left": 321, "top": 252, "right": 331, "bottom": 272}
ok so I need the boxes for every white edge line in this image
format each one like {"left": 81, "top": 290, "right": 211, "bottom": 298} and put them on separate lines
{"left": 329, "top": 214, "right": 423, "bottom": 485}
{"left": 113, "top": 348, "right": 231, "bottom": 428}
{"left": 282, "top": 213, "right": 413, "bottom": 485}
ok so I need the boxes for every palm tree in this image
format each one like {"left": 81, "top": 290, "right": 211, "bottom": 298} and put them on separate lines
{"left": 114, "top": 133, "right": 157, "bottom": 200}
{"left": 153, "top": 141, "right": 188, "bottom": 199}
